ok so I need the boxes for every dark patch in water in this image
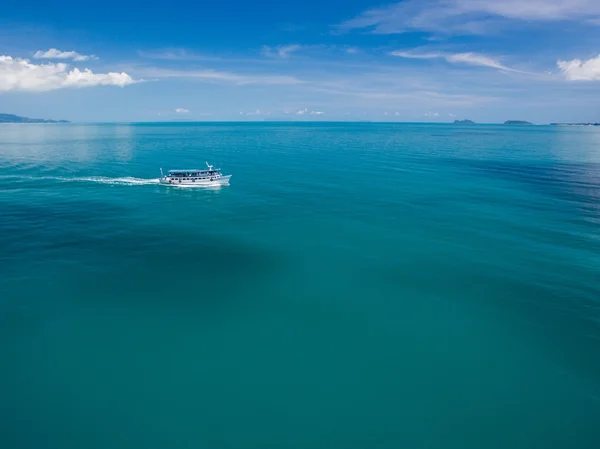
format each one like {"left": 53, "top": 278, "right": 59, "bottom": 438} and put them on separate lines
{"left": 0, "top": 199, "right": 283, "bottom": 312}
{"left": 446, "top": 158, "right": 600, "bottom": 216}
{"left": 376, "top": 259, "right": 600, "bottom": 395}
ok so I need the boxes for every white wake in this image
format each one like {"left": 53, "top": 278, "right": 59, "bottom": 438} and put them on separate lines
{"left": 69, "top": 176, "right": 161, "bottom": 186}
{"left": 0, "top": 175, "right": 160, "bottom": 186}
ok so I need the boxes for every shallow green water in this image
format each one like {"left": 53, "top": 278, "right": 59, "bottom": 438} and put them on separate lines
{"left": 1, "top": 122, "right": 599, "bottom": 448}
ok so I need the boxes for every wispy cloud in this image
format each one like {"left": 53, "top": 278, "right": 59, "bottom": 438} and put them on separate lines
{"left": 239, "top": 109, "right": 270, "bottom": 116}
{"left": 558, "top": 55, "right": 600, "bottom": 81}
{"left": 391, "top": 50, "right": 527, "bottom": 73}
{"left": 261, "top": 44, "right": 302, "bottom": 58}
{"left": 135, "top": 67, "right": 302, "bottom": 85}
{"left": 0, "top": 55, "right": 137, "bottom": 92}
{"left": 175, "top": 108, "right": 189, "bottom": 113}
{"left": 310, "top": 83, "right": 497, "bottom": 108}
{"left": 34, "top": 48, "right": 98, "bottom": 62}
{"left": 424, "top": 111, "right": 440, "bottom": 117}
{"left": 138, "top": 49, "right": 193, "bottom": 60}
{"left": 338, "top": 0, "right": 600, "bottom": 35}
{"left": 137, "top": 49, "right": 225, "bottom": 61}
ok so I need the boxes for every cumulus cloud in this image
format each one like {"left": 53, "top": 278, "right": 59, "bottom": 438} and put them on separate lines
{"left": 296, "top": 108, "right": 325, "bottom": 116}
{"left": 34, "top": 48, "right": 98, "bottom": 62}
{"left": 391, "top": 50, "right": 525, "bottom": 73}
{"left": 175, "top": 108, "right": 189, "bottom": 113}
{"left": 338, "top": 0, "right": 600, "bottom": 35}
{"left": 558, "top": 55, "right": 600, "bottom": 81}
{"left": 0, "top": 55, "right": 137, "bottom": 92}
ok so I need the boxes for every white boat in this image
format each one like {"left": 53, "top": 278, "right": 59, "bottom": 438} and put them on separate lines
{"left": 159, "top": 163, "right": 231, "bottom": 186}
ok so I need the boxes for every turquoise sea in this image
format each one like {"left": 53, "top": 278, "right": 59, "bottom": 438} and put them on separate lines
{"left": 1, "top": 122, "right": 599, "bottom": 449}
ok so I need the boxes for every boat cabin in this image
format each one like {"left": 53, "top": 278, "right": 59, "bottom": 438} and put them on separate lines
{"left": 168, "top": 169, "right": 219, "bottom": 179}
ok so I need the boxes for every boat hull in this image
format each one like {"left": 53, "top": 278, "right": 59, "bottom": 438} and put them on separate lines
{"left": 159, "top": 175, "right": 231, "bottom": 187}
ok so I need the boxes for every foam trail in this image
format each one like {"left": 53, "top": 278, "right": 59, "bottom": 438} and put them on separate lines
{"left": 70, "top": 176, "right": 160, "bottom": 186}
{"left": 0, "top": 175, "right": 160, "bottom": 186}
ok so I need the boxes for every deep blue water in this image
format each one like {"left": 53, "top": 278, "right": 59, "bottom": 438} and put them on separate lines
{"left": 1, "top": 122, "right": 599, "bottom": 449}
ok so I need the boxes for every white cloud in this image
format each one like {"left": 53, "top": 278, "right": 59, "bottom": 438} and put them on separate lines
{"left": 390, "top": 51, "right": 443, "bottom": 60}
{"left": 0, "top": 56, "right": 138, "bottom": 92}
{"left": 296, "top": 108, "right": 324, "bottom": 116}
{"left": 557, "top": 55, "right": 600, "bottom": 81}
{"left": 424, "top": 111, "right": 440, "bottom": 117}
{"left": 338, "top": 0, "right": 600, "bottom": 35}
{"left": 175, "top": 108, "right": 189, "bottom": 113}
{"left": 449, "top": 113, "right": 457, "bottom": 117}
{"left": 391, "top": 50, "right": 526, "bottom": 73}
{"left": 137, "top": 67, "right": 302, "bottom": 85}
{"left": 345, "top": 47, "right": 359, "bottom": 54}
{"left": 34, "top": 48, "right": 98, "bottom": 62}
{"left": 261, "top": 44, "right": 302, "bottom": 58}
{"left": 312, "top": 82, "right": 495, "bottom": 108}
{"left": 240, "top": 109, "right": 270, "bottom": 116}
{"left": 138, "top": 49, "right": 192, "bottom": 60}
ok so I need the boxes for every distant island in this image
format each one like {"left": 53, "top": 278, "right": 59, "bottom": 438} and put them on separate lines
{"left": 0, "top": 113, "right": 70, "bottom": 124}
{"left": 504, "top": 120, "right": 532, "bottom": 125}
{"left": 454, "top": 119, "right": 475, "bottom": 124}
{"left": 550, "top": 122, "right": 600, "bottom": 126}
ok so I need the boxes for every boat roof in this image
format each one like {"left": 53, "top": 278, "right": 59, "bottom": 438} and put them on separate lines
{"left": 168, "top": 168, "right": 218, "bottom": 173}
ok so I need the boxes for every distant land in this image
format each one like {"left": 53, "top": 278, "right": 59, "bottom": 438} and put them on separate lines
{"left": 0, "top": 113, "right": 70, "bottom": 124}
{"left": 550, "top": 122, "right": 600, "bottom": 126}
{"left": 504, "top": 120, "right": 532, "bottom": 125}
{"left": 454, "top": 119, "right": 475, "bottom": 124}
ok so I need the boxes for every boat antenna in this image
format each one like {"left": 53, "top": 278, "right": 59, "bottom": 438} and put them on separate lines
{"left": 160, "top": 168, "right": 164, "bottom": 177}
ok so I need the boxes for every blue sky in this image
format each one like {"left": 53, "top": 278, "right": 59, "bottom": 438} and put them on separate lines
{"left": 1, "top": 0, "right": 600, "bottom": 123}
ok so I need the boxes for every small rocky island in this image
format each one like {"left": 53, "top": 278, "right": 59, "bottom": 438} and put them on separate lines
{"left": 454, "top": 119, "right": 475, "bottom": 124}
{"left": 504, "top": 120, "right": 532, "bottom": 125}
{"left": 0, "top": 113, "right": 70, "bottom": 124}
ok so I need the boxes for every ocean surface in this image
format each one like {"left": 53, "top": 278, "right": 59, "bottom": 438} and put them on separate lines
{"left": 1, "top": 122, "right": 599, "bottom": 449}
